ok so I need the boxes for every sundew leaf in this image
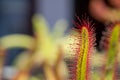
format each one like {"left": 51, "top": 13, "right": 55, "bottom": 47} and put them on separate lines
{"left": 69, "top": 16, "right": 96, "bottom": 80}
{"left": 107, "top": 24, "right": 120, "bottom": 66}
{"left": 76, "top": 27, "right": 90, "bottom": 80}
{"left": 100, "top": 23, "right": 120, "bottom": 80}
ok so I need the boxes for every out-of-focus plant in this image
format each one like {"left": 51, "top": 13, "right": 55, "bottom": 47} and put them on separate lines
{"left": 0, "top": 14, "right": 68, "bottom": 80}
{"left": 0, "top": 47, "right": 5, "bottom": 80}
{"left": 0, "top": 34, "right": 35, "bottom": 80}
{"left": 12, "top": 14, "right": 68, "bottom": 80}
{"left": 32, "top": 15, "right": 68, "bottom": 80}
{"left": 91, "top": 50, "right": 105, "bottom": 80}
{"left": 100, "top": 23, "right": 120, "bottom": 80}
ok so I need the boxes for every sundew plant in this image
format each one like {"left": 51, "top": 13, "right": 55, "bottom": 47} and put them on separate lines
{"left": 68, "top": 17, "right": 96, "bottom": 80}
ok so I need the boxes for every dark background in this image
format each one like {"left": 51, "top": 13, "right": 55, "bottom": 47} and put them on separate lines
{"left": 75, "top": 0, "right": 105, "bottom": 50}
{"left": 0, "top": 0, "right": 105, "bottom": 49}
